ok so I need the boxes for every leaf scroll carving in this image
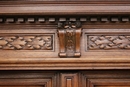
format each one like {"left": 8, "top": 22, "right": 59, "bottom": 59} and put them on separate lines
{"left": 0, "top": 35, "right": 53, "bottom": 50}
{"left": 88, "top": 35, "right": 130, "bottom": 50}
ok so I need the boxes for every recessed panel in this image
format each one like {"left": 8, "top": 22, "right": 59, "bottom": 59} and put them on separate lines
{"left": 0, "top": 34, "right": 53, "bottom": 50}
{"left": 87, "top": 35, "right": 130, "bottom": 50}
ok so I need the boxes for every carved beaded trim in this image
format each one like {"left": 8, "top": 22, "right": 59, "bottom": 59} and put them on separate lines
{"left": 0, "top": 16, "right": 130, "bottom": 23}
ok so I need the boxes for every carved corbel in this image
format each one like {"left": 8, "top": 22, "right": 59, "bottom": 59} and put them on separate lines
{"left": 57, "top": 21, "right": 82, "bottom": 58}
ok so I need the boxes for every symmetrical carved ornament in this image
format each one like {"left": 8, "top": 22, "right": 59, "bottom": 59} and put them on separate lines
{"left": 57, "top": 21, "right": 82, "bottom": 57}
{"left": 88, "top": 35, "right": 130, "bottom": 50}
{"left": 0, "top": 35, "right": 53, "bottom": 50}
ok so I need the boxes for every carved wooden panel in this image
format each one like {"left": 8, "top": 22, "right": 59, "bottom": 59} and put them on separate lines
{"left": 88, "top": 35, "right": 130, "bottom": 50}
{"left": 0, "top": 71, "right": 57, "bottom": 87}
{"left": 1, "top": 0, "right": 130, "bottom": 68}
{"left": 0, "top": 35, "right": 53, "bottom": 50}
{"left": 60, "top": 73, "right": 78, "bottom": 87}
{"left": 1, "top": 70, "right": 130, "bottom": 87}
{"left": 87, "top": 79, "right": 130, "bottom": 87}
{"left": 81, "top": 70, "right": 130, "bottom": 87}
{"left": 0, "top": 28, "right": 57, "bottom": 58}
{"left": 85, "top": 29, "right": 130, "bottom": 52}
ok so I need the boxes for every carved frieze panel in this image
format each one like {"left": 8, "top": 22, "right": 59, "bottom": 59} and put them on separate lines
{"left": 88, "top": 35, "right": 130, "bottom": 50}
{"left": 0, "top": 35, "right": 53, "bottom": 50}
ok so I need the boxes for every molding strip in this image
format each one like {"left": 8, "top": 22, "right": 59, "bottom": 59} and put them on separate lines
{"left": 0, "top": 16, "right": 130, "bottom": 23}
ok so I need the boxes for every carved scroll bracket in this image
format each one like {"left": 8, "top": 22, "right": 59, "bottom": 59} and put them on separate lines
{"left": 57, "top": 21, "right": 82, "bottom": 58}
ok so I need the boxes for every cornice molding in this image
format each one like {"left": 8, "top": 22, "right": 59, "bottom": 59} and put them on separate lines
{"left": 1, "top": 0, "right": 130, "bottom": 4}
{"left": 0, "top": 4, "right": 130, "bottom": 15}
{"left": 0, "top": 15, "right": 130, "bottom": 24}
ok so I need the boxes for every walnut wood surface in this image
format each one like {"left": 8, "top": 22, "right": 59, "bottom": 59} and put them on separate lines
{"left": 0, "top": 15, "right": 130, "bottom": 70}
{"left": 1, "top": 0, "right": 130, "bottom": 15}
{"left": 0, "top": 1, "right": 130, "bottom": 87}
{"left": 0, "top": 70, "right": 130, "bottom": 87}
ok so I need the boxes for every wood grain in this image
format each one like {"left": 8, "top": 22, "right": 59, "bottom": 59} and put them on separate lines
{"left": 0, "top": 5, "right": 130, "bottom": 15}
{"left": 0, "top": 1, "right": 130, "bottom": 87}
{"left": 0, "top": 71, "right": 57, "bottom": 87}
{"left": 0, "top": 70, "right": 130, "bottom": 87}
{"left": 81, "top": 70, "right": 130, "bottom": 87}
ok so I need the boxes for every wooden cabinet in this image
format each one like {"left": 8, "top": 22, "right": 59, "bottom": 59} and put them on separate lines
{"left": 0, "top": 70, "right": 130, "bottom": 87}
{"left": 0, "top": 71, "right": 57, "bottom": 87}
{"left": 0, "top": 0, "right": 130, "bottom": 87}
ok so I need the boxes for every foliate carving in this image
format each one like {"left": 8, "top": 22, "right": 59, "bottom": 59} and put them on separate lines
{"left": 58, "top": 21, "right": 82, "bottom": 57}
{"left": 66, "top": 30, "right": 75, "bottom": 51}
{"left": 88, "top": 35, "right": 130, "bottom": 50}
{"left": 0, "top": 35, "right": 53, "bottom": 50}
